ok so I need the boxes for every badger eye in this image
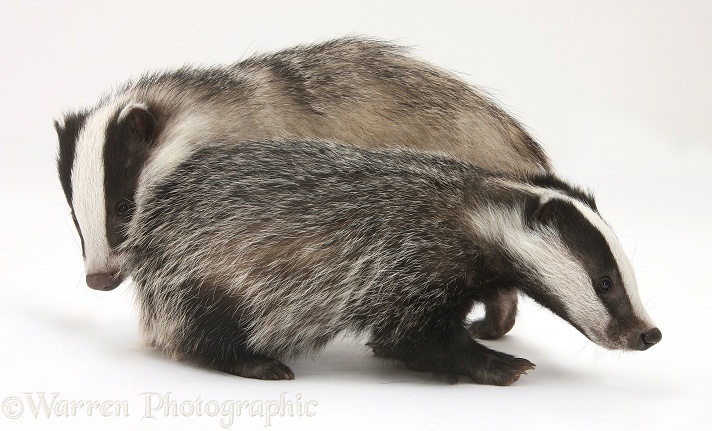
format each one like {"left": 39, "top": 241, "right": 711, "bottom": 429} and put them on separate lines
{"left": 598, "top": 277, "right": 612, "bottom": 292}
{"left": 116, "top": 201, "right": 132, "bottom": 216}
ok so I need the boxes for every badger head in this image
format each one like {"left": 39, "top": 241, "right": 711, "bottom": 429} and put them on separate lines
{"left": 472, "top": 179, "right": 661, "bottom": 351}
{"left": 55, "top": 101, "right": 159, "bottom": 291}
{"left": 523, "top": 188, "right": 661, "bottom": 351}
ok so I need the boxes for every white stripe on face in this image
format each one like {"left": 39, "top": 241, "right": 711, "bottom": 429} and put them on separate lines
{"left": 71, "top": 103, "right": 119, "bottom": 275}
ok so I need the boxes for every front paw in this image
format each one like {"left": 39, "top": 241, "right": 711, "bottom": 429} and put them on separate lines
{"left": 467, "top": 350, "right": 535, "bottom": 386}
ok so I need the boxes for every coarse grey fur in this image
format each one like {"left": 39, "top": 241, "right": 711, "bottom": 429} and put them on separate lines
{"left": 119, "top": 139, "right": 659, "bottom": 385}
{"left": 105, "top": 36, "right": 549, "bottom": 179}
{"left": 57, "top": 36, "right": 552, "bottom": 340}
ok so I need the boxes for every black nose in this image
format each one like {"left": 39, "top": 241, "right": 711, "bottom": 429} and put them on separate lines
{"left": 86, "top": 272, "right": 123, "bottom": 291}
{"left": 640, "top": 327, "right": 662, "bottom": 350}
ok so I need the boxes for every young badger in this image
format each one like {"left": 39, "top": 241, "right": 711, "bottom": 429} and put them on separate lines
{"left": 109, "top": 137, "right": 658, "bottom": 385}
{"left": 56, "top": 37, "right": 550, "bottom": 342}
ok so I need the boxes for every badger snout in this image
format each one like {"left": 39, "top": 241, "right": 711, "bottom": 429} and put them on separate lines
{"left": 86, "top": 272, "right": 124, "bottom": 291}
{"left": 638, "top": 327, "right": 662, "bottom": 350}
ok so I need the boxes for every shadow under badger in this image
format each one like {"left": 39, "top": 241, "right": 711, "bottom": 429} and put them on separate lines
{"left": 120, "top": 140, "right": 660, "bottom": 386}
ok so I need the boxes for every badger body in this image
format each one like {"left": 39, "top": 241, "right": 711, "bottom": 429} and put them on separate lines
{"left": 57, "top": 38, "right": 554, "bottom": 343}
{"left": 56, "top": 37, "right": 549, "bottom": 292}
{"left": 118, "top": 138, "right": 660, "bottom": 385}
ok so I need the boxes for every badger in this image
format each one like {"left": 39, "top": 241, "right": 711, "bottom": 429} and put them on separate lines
{"left": 102, "top": 136, "right": 659, "bottom": 386}
{"left": 56, "top": 37, "right": 550, "bottom": 343}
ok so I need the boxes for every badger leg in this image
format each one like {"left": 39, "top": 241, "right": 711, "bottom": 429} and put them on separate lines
{"left": 183, "top": 321, "right": 295, "bottom": 380}
{"left": 140, "top": 280, "right": 295, "bottom": 381}
{"left": 156, "top": 321, "right": 294, "bottom": 381}
{"left": 176, "top": 327, "right": 295, "bottom": 381}
{"left": 369, "top": 322, "right": 534, "bottom": 386}
{"left": 408, "top": 330, "right": 535, "bottom": 386}
{"left": 468, "top": 287, "right": 518, "bottom": 339}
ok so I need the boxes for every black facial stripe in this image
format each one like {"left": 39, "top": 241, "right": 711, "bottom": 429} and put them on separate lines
{"left": 551, "top": 199, "right": 639, "bottom": 328}
{"left": 554, "top": 201, "right": 613, "bottom": 271}
{"left": 56, "top": 112, "right": 88, "bottom": 256}
{"left": 56, "top": 112, "right": 88, "bottom": 207}
{"left": 103, "top": 107, "right": 156, "bottom": 249}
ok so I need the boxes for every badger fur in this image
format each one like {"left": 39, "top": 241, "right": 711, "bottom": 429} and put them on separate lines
{"left": 114, "top": 138, "right": 660, "bottom": 385}
{"left": 57, "top": 37, "right": 552, "bottom": 343}
{"left": 55, "top": 37, "right": 549, "bottom": 287}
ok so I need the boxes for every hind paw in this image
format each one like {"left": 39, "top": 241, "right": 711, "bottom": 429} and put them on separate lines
{"left": 470, "top": 288, "right": 518, "bottom": 339}
{"left": 229, "top": 357, "right": 295, "bottom": 380}
{"left": 468, "top": 317, "right": 516, "bottom": 340}
{"left": 366, "top": 340, "right": 395, "bottom": 358}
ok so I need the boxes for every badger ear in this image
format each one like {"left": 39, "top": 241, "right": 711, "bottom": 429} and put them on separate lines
{"left": 524, "top": 196, "right": 561, "bottom": 228}
{"left": 117, "top": 102, "right": 158, "bottom": 144}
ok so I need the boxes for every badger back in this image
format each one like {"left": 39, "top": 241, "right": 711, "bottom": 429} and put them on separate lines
{"left": 467, "top": 177, "right": 660, "bottom": 351}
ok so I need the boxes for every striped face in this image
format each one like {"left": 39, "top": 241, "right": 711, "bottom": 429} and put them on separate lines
{"left": 56, "top": 102, "right": 157, "bottom": 291}
{"left": 469, "top": 185, "right": 660, "bottom": 351}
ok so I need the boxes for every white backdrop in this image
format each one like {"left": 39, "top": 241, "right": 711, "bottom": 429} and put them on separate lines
{"left": 1, "top": 1, "right": 710, "bottom": 430}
